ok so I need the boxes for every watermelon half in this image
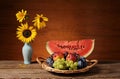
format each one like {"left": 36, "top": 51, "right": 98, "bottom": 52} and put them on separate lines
{"left": 46, "top": 39, "right": 95, "bottom": 58}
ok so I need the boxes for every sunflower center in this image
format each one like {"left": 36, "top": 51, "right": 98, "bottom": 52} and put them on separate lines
{"left": 25, "top": 15, "right": 29, "bottom": 19}
{"left": 40, "top": 18, "right": 43, "bottom": 22}
{"left": 23, "top": 30, "right": 31, "bottom": 38}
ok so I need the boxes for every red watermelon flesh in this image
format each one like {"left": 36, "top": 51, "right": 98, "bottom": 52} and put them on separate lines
{"left": 46, "top": 39, "right": 95, "bottom": 58}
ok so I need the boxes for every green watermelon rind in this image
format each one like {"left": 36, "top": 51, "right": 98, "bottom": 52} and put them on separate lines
{"left": 46, "top": 39, "right": 95, "bottom": 58}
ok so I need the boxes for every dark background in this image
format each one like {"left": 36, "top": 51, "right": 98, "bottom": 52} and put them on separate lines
{"left": 0, "top": 0, "right": 120, "bottom": 61}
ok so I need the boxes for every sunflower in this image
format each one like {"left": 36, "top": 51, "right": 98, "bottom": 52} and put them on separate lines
{"left": 16, "top": 23, "right": 37, "bottom": 43}
{"left": 32, "top": 14, "right": 48, "bottom": 30}
{"left": 16, "top": 9, "right": 27, "bottom": 22}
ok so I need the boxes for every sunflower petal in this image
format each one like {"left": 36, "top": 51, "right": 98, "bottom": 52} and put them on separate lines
{"left": 32, "top": 14, "right": 48, "bottom": 30}
{"left": 16, "top": 9, "right": 27, "bottom": 22}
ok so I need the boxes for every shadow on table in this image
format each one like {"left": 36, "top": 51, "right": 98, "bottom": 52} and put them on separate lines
{"left": 49, "top": 66, "right": 100, "bottom": 77}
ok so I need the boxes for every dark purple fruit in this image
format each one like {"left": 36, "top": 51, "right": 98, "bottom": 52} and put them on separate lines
{"left": 46, "top": 57, "right": 54, "bottom": 67}
{"left": 64, "top": 52, "right": 68, "bottom": 59}
{"left": 78, "top": 57, "right": 87, "bottom": 68}
{"left": 78, "top": 60, "right": 84, "bottom": 69}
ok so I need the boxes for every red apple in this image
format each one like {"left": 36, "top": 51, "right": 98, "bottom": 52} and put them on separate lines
{"left": 53, "top": 52, "right": 64, "bottom": 61}
{"left": 66, "top": 53, "right": 77, "bottom": 62}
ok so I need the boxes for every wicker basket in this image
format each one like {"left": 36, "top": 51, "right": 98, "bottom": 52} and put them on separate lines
{"left": 36, "top": 57, "right": 98, "bottom": 74}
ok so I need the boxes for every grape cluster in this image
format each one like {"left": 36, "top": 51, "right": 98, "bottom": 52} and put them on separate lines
{"left": 46, "top": 52, "right": 87, "bottom": 70}
{"left": 66, "top": 60, "right": 78, "bottom": 70}
{"left": 53, "top": 58, "right": 67, "bottom": 70}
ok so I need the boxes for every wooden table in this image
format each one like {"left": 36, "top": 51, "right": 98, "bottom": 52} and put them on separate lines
{"left": 0, "top": 60, "right": 120, "bottom": 79}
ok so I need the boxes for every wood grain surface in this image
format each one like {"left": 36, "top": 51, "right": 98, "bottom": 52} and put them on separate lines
{"left": 0, "top": 0, "right": 120, "bottom": 60}
{"left": 0, "top": 61, "right": 120, "bottom": 78}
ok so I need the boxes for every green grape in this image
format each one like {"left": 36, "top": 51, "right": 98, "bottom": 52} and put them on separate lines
{"left": 65, "top": 61, "right": 70, "bottom": 67}
{"left": 59, "top": 65, "right": 64, "bottom": 69}
{"left": 53, "top": 62, "right": 57, "bottom": 67}
{"left": 69, "top": 67, "right": 73, "bottom": 70}
{"left": 72, "top": 62, "right": 78, "bottom": 70}
{"left": 73, "top": 66, "right": 77, "bottom": 70}
{"left": 53, "top": 58, "right": 79, "bottom": 70}
{"left": 65, "top": 60, "right": 78, "bottom": 70}
{"left": 66, "top": 63, "right": 69, "bottom": 67}
{"left": 61, "top": 58, "right": 65, "bottom": 61}
{"left": 60, "top": 61, "right": 64, "bottom": 65}
{"left": 56, "top": 62, "right": 61, "bottom": 65}
{"left": 74, "top": 62, "right": 78, "bottom": 67}
{"left": 70, "top": 64, "right": 74, "bottom": 68}
{"left": 53, "top": 58, "right": 67, "bottom": 70}
{"left": 69, "top": 60, "right": 74, "bottom": 65}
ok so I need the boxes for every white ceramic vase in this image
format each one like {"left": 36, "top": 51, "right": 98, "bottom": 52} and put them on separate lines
{"left": 22, "top": 43, "right": 32, "bottom": 64}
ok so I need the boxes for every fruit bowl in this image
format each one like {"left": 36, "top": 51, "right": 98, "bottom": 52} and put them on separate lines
{"left": 36, "top": 57, "right": 98, "bottom": 74}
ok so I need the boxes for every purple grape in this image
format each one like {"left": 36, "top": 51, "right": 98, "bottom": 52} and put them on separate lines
{"left": 46, "top": 57, "right": 54, "bottom": 67}
{"left": 78, "top": 60, "right": 84, "bottom": 69}
{"left": 64, "top": 52, "right": 68, "bottom": 59}
{"left": 78, "top": 57, "right": 87, "bottom": 68}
